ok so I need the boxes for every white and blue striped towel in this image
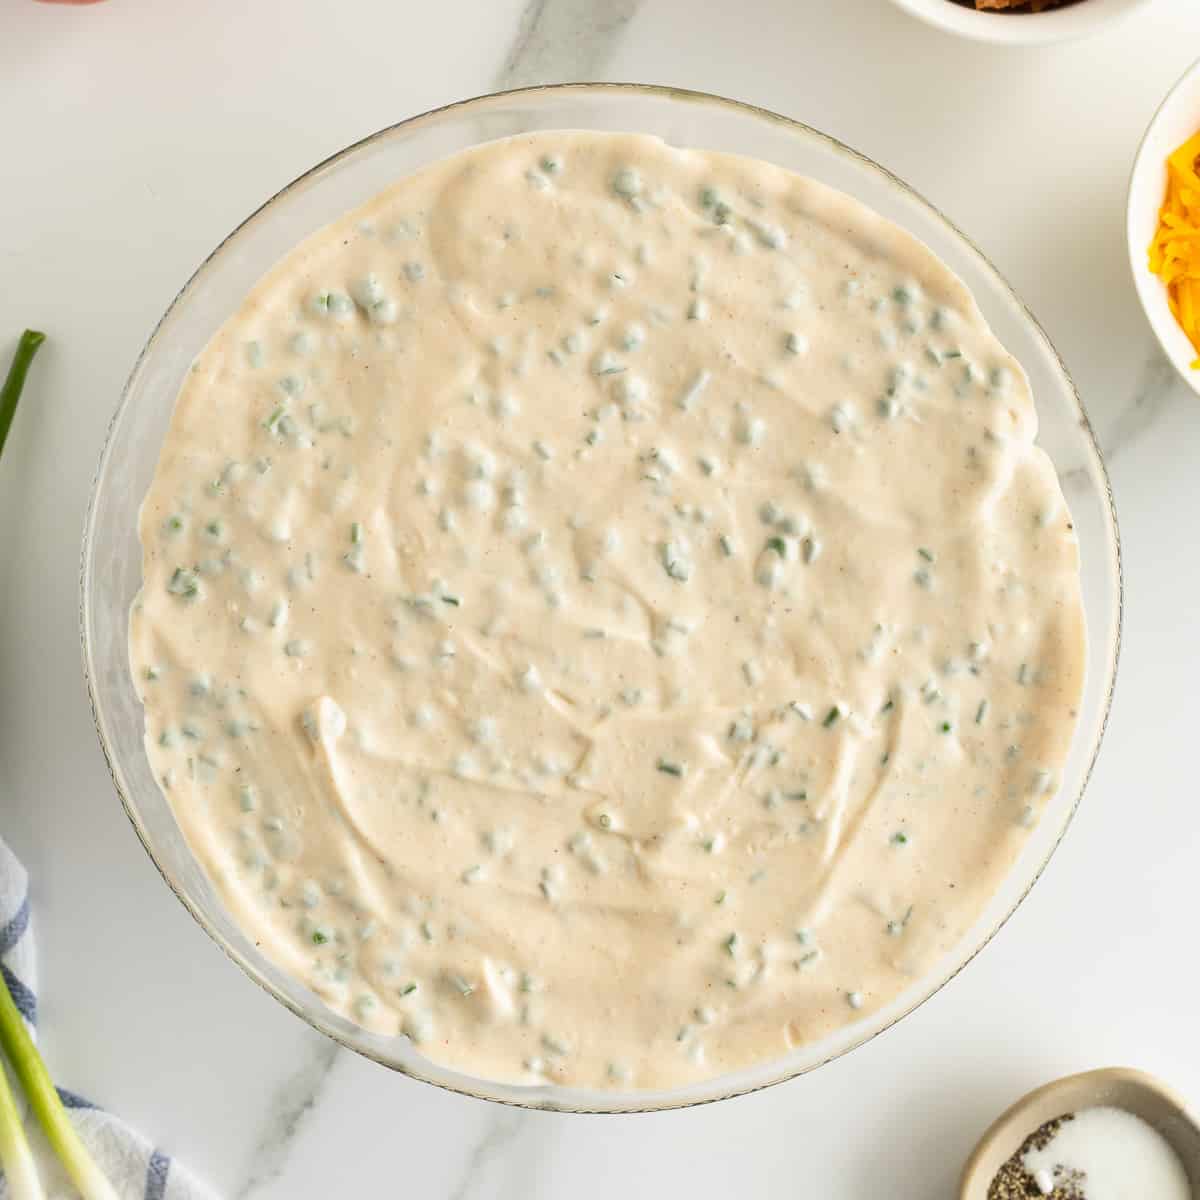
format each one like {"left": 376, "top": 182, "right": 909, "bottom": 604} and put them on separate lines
{"left": 0, "top": 837, "right": 218, "bottom": 1200}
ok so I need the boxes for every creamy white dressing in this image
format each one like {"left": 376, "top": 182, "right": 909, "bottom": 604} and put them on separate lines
{"left": 130, "top": 132, "right": 1086, "bottom": 1089}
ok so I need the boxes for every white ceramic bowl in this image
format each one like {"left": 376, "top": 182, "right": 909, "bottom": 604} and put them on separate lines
{"left": 1128, "top": 56, "right": 1200, "bottom": 397}
{"left": 888, "top": 0, "right": 1150, "bottom": 45}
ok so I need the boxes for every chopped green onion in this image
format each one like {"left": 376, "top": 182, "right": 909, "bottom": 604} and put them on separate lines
{"left": 887, "top": 905, "right": 916, "bottom": 937}
{"left": 656, "top": 758, "right": 684, "bottom": 778}
{"left": 167, "top": 567, "right": 200, "bottom": 599}
{"left": 660, "top": 541, "right": 692, "bottom": 582}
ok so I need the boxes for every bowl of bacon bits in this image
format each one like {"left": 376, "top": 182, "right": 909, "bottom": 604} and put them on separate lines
{"left": 1130, "top": 56, "right": 1200, "bottom": 396}
{"left": 887, "top": 0, "right": 1151, "bottom": 45}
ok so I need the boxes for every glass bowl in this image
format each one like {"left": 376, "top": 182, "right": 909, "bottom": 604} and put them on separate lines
{"left": 81, "top": 83, "right": 1122, "bottom": 1114}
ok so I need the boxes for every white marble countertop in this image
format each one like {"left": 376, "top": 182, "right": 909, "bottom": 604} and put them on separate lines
{"left": 3, "top": 1, "right": 1200, "bottom": 1195}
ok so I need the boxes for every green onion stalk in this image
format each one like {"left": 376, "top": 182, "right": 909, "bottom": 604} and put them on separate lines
{"left": 0, "top": 331, "right": 119, "bottom": 1199}
{"left": 0, "top": 1046, "right": 43, "bottom": 1200}
{"left": 0, "top": 331, "right": 45, "bottom": 460}
{"left": 0, "top": 970, "right": 119, "bottom": 1200}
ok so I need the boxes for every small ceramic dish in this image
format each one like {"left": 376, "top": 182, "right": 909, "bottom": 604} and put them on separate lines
{"left": 959, "top": 1067, "right": 1200, "bottom": 1198}
{"left": 887, "top": 0, "right": 1150, "bottom": 46}
{"left": 1128, "top": 55, "right": 1200, "bottom": 397}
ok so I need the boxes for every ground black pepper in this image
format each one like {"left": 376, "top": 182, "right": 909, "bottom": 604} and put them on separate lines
{"left": 988, "top": 1114, "right": 1084, "bottom": 1200}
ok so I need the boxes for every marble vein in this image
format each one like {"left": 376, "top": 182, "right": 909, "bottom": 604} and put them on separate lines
{"left": 1099, "top": 342, "right": 1189, "bottom": 463}
{"left": 234, "top": 1038, "right": 340, "bottom": 1200}
{"left": 495, "top": 0, "right": 642, "bottom": 89}
{"left": 445, "top": 1109, "right": 527, "bottom": 1200}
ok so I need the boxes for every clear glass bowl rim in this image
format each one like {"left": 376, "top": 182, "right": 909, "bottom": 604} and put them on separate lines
{"left": 80, "top": 81, "right": 1123, "bottom": 1114}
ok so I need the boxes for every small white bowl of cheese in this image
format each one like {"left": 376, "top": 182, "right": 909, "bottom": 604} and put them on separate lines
{"left": 888, "top": 0, "right": 1150, "bottom": 45}
{"left": 1128, "top": 56, "right": 1200, "bottom": 397}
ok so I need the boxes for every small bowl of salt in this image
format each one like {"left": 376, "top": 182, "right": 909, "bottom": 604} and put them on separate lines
{"left": 960, "top": 1067, "right": 1200, "bottom": 1199}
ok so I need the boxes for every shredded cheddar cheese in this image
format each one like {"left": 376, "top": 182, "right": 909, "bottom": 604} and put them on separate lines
{"left": 1149, "top": 131, "right": 1200, "bottom": 367}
